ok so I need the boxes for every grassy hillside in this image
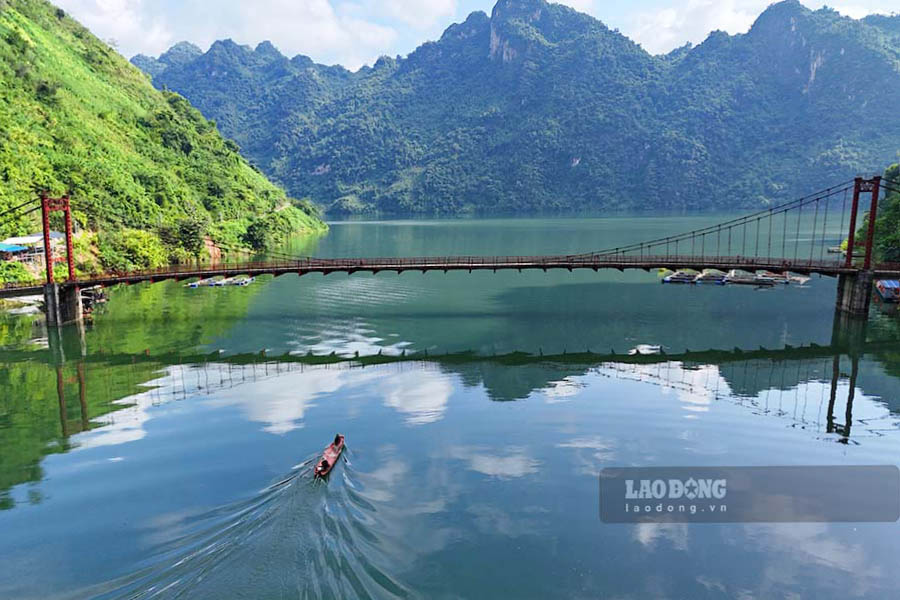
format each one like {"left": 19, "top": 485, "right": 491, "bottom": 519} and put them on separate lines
{"left": 0, "top": 0, "right": 325, "bottom": 282}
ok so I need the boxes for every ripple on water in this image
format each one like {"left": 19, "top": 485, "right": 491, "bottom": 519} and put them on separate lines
{"left": 81, "top": 449, "right": 414, "bottom": 600}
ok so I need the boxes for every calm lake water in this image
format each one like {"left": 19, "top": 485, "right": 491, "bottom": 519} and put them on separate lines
{"left": 1, "top": 215, "right": 899, "bottom": 599}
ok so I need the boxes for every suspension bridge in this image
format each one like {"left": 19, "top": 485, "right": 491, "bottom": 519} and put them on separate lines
{"left": 1, "top": 177, "right": 899, "bottom": 325}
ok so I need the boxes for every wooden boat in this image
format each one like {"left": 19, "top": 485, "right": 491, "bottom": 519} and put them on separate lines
{"left": 314, "top": 434, "right": 345, "bottom": 479}
{"left": 875, "top": 280, "right": 900, "bottom": 303}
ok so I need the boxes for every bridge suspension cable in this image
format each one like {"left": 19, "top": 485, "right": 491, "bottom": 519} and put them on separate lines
{"left": 0, "top": 198, "right": 40, "bottom": 224}
{"left": 569, "top": 180, "right": 857, "bottom": 266}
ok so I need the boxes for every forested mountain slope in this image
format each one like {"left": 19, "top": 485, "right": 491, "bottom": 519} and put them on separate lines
{"left": 135, "top": 0, "right": 900, "bottom": 214}
{"left": 0, "top": 0, "right": 325, "bottom": 279}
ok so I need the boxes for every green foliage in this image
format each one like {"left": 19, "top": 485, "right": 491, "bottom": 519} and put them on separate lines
{"left": 96, "top": 228, "right": 168, "bottom": 271}
{"left": 137, "top": 0, "right": 900, "bottom": 214}
{"left": 0, "top": 0, "right": 326, "bottom": 264}
{"left": 873, "top": 163, "right": 900, "bottom": 262}
{"left": 72, "top": 231, "right": 101, "bottom": 275}
{"left": 157, "top": 216, "right": 208, "bottom": 257}
{"left": 0, "top": 260, "right": 31, "bottom": 283}
{"left": 243, "top": 206, "right": 318, "bottom": 250}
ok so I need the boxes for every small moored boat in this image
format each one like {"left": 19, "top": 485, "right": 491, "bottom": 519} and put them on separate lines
{"left": 875, "top": 280, "right": 900, "bottom": 303}
{"left": 628, "top": 344, "right": 662, "bottom": 356}
{"left": 694, "top": 269, "right": 726, "bottom": 284}
{"left": 662, "top": 270, "right": 697, "bottom": 284}
{"left": 759, "top": 271, "right": 790, "bottom": 284}
{"left": 314, "top": 434, "right": 345, "bottom": 479}
{"left": 187, "top": 278, "right": 213, "bottom": 289}
{"left": 724, "top": 270, "right": 775, "bottom": 287}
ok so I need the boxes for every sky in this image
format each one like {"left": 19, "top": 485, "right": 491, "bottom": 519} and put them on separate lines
{"left": 54, "top": 0, "right": 898, "bottom": 70}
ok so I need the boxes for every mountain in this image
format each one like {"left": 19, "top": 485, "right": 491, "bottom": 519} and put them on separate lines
{"left": 134, "top": 0, "right": 900, "bottom": 214}
{"left": 141, "top": 39, "right": 354, "bottom": 173}
{"left": 0, "top": 0, "right": 325, "bottom": 280}
{"left": 131, "top": 41, "right": 202, "bottom": 78}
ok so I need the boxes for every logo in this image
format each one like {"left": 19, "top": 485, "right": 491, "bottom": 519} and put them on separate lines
{"left": 600, "top": 466, "right": 900, "bottom": 523}
{"left": 624, "top": 477, "right": 727, "bottom": 501}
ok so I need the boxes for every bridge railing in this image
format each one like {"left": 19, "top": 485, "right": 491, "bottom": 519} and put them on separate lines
{"left": 0, "top": 280, "right": 44, "bottom": 292}
{"left": 3, "top": 254, "right": 854, "bottom": 291}
{"left": 8, "top": 254, "right": 898, "bottom": 295}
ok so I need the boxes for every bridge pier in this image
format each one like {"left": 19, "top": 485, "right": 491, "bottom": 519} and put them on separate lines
{"left": 43, "top": 284, "right": 83, "bottom": 327}
{"left": 835, "top": 271, "right": 873, "bottom": 317}
{"left": 831, "top": 306, "right": 868, "bottom": 354}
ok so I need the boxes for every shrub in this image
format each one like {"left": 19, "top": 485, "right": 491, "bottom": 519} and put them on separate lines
{"left": 0, "top": 261, "right": 33, "bottom": 284}
{"left": 97, "top": 229, "right": 168, "bottom": 272}
{"left": 158, "top": 217, "right": 207, "bottom": 257}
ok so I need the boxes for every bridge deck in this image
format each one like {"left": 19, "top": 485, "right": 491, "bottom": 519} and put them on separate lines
{"left": 2, "top": 254, "right": 898, "bottom": 298}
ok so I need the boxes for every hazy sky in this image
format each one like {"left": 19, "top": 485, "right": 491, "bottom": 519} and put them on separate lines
{"left": 54, "top": 0, "right": 897, "bottom": 70}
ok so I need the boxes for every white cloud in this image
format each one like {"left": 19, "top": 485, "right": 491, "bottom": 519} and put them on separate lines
{"left": 54, "top": 0, "right": 171, "bottom": 54}
{"left": 541, "top": 375, "right": 586, "bottom": 403}
{"left": 379, "top": 369, "right": 453, "bottom": 425}
{"left": 55, "top": 0, "right": 398, "bottom": 69}
{"left": 629, "top": 0, "right": 770, "bottom": 55}
{"left": 380, "top": 0, "right": 459, "bottom": 28}
{"left": 556, "top": 0, "right": 596, "bottom": 13}
{"left": 52, "top": 0, "right": 897, "bottom": 69}
{"left": 205, "top": 366, "right": 353, "bottom": 434}
{"left": 627, "top": 0, "right": 896, "bottom": 55}
{"left": 634, "top": 522, "right": 690, "bottom": 550}
{"left": 449, "top": 446, "right": 541, "bottom": 478}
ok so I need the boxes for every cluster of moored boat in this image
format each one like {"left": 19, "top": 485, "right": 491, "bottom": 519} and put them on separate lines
{"left": 186, "top": 276, "right": 255, "bottom": 289}
{"left": 661, "top": 269, "right": 811, "bottom": 287}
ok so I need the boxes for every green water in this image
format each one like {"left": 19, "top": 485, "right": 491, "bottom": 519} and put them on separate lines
{"left": 1, "top": 215, "right": 899, "bottom": 599}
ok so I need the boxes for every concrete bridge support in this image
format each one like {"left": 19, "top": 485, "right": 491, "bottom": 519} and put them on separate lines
{"left": 835, "top": 271, "right": 874, "bottom": 317}
{"left": 43, "top": 284, "right": 83, "bottom": 327}
{"left": 831, "top": 306, "right": 868, "bottom": 353}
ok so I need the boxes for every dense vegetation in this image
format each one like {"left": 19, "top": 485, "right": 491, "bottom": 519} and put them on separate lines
{"left": 0, "top": 0, "right": 326, "bottom": 283}
{"left": 873, "top": 163, "right": 900, "bottom": 262}
{"left": 134, "top": 0, "right": 900, "bottom": 215}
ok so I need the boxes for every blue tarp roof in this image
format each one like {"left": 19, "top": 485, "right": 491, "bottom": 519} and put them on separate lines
{"left": 0, "top": 243, "right": 27, "bottom": 252}
{"left": 878, "top": 280, "right": 900, "bottom": 289}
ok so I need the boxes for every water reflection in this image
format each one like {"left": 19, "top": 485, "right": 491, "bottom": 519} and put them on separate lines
{"left": 2, "top": 312, "right": 897, "bottom": 513}
{"left": 1, "top": 325, "right": 899, "bottom": 598}
{"left": 4, "top": 216, "right": 900, "bottom": 598}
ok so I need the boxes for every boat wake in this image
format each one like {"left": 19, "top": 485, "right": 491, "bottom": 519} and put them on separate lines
{"left": 79, "top": 448, "right": 413, "bottom": 600}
